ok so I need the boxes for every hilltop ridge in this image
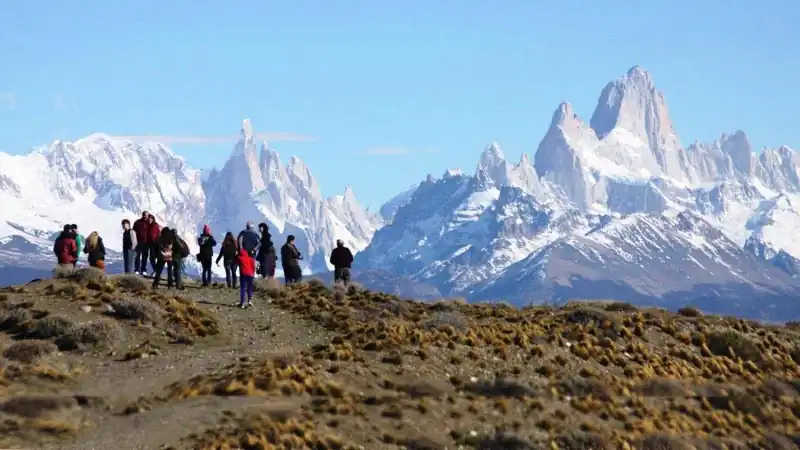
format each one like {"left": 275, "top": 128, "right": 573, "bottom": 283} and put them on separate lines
{"left": 1, "top": 271, "right": 799, "bottom": 449}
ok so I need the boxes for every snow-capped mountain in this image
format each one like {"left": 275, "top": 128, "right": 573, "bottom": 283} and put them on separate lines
{"left": 202, "top": 120, "right": 382, "bottom": 273}
{"left": 0, "top": 133, "right": 205, "bottom": 269}
{"left": 361, "top": 66, "right": 800, "bottom": 321}
{"left": 0, "top": 121, "right": 379, "bottom": 276}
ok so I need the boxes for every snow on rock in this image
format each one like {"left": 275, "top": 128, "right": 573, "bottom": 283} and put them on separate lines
{"left": 0, "top": 121, "right": 378, "bottom": 277}
{"left": 364, "top": 65, "right": 800, "bottom": 317}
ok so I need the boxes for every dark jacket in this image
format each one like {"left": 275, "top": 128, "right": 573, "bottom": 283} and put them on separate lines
{"left": 197, "top": 234, "right": 217, "bottom": 262}
{"left": 280, "top": 243, "right": 302, "bottom": 269}
{"left": 132, "top": 218, "right": 148, "bottom": 245}
{"left": 330, "top": 246, "right": 354, "bottom": 269}
{"left": 238, "top": 230, "right": 260, "bottom": 257}
{"left": 256, "top": 232, "right": 274, "bottom": 259}
{"left": 122, "top": 228, "right": 138, "bottom": 250}
{"left": 216, "top": 239, "right": 239, "bottom": 264}
{"left": 53, "top": 232, "right": 78, "bottom": 264}
{"left": 84, "top": 238, "right": 106, "bottom": 265}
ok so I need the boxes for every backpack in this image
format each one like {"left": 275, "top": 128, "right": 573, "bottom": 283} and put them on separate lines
{"left": 177, "top": 237, "right": 190, "bottom": 258}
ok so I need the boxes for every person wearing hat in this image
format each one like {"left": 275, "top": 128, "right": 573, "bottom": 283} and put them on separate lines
{"left": 329, "top": 239, "right": 354, "bottom": 286}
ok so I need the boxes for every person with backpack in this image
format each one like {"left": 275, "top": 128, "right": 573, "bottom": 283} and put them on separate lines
{"left": 152, "top": 227, "right": 187, "bottom": 290}
{"left": 216, "top": 232, "right": 239, "bottom": 288}
{"left": 197, "top": 224, "right": 217, "bottom": 287}
{"left": 132, "top": 211, "right": 150, "bottom": 275}
{"left": 256, "top": 223, "right": 277, "bottom": 279}
{"left": 329, "top": 239, "right": 354, "bottom": 286}
{"left": 280, "top": 234, "right": 303, "bottom": 284}
{"left": 70, "top": 224, "right": 84, "bottom": 267}
{"left": 236, "top": 247, "right": 256, "bottom": 309}
{"left": 237, "top": 222, "right": 261, "bottom": 258}
{"left": 53, "top": 225, "right": 78, "bottom": 269}
{"left": 121, "top": 219, "right": 138, "bottom": 273}
{"left": 146, "top": 215, "right": 161, "bottom": 276}
{"left": 83, "top": 231, "right": 107, "bottom": 271}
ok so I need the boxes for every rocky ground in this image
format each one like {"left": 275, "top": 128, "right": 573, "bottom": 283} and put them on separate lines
{"left": 0, "top": 268, "right": 799, "bottom": 449}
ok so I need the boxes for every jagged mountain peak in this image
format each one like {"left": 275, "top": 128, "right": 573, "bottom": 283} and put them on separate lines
{"left": 549, "top": 102, "right": 585, "bottom": 129}
{"left": 342, "top": 185, "right": 357, "bottom": 202}
{"left": 443, "top": 168, "right": 463, "bottom": 179}
{"left": 623, "top": 65, "right": 655, "bottom": 88}
{"left": 589, "top": 65, "right": 680, "bottom": 154}
{"left": 241, "top": 118, "right": 253, "bottom": 140}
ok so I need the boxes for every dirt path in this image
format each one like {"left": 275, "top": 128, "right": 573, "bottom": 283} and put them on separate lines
{"left": 0, "top": 278, "right": 331, "bottom": 450}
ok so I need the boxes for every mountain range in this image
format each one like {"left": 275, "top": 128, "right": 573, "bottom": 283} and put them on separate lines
{"left": 358, "top": 66, "right": 800, "bottom": 321}
{"left": 0, "top": 121, "right": 382, "bottom": 280}
{"left": 1, "top": 65, "right": 799, "bottom": 321}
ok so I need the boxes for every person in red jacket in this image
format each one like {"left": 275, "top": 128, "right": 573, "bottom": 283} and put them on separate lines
{"left": 53, "top": 225, "right": 78, "bottom": 268}
{"left": 237, "top": 248, "right": 256, "bottom": 309}
{"left": 132, "top": 211, "right": 150, "bottom": 275}
{"left": 146, "top": 215, "right": 161, "bottom": 276}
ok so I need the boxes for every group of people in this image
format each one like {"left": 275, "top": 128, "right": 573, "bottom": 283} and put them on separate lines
{"left": 53, "top": 224, "right": 107, "bottom": 270}
{"left": 54, "top": 211, "right": 355, "bottom": 309}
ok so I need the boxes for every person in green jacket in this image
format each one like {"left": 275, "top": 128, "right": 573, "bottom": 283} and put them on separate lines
{"left": 70, "top": 224, "right": 84, "bottom": 267}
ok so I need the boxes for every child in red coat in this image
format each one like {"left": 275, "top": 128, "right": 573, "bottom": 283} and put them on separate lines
{"left": 237, "top": 248, "right": 256, "bottom": 308}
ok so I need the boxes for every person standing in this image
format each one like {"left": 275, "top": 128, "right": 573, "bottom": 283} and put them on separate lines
{"left": 237, "top": 247, "right": 256, "bottom": 309}
{"left": 216, "top": 232, "right": 239, "bottom": 288}
{"left": 256, "top": 223, "right": 276, "bottom": 279}
{"left": 237, "top": 222, "right": 261, "bottom": 258}
{"left": 83, "top": 231, "right": 107, "bottom": 271}
{"left": 152, "top": 227, "right": 183, "bottom": 290}
{"left": 53, "top": 225, "right": 78, "bottom": 270}
{"left": 70, "top": 224, "right": 84, "bottom": 267}
{"left": 280, "top": 235, "right": 303, "bottom": 285}
{"left": 329, "top": 239, "right": 354, "bottom": 286}
{"left": 197, "top": 224, "right": 217, "bottom": 287}
{"left": 121, "top": 219, "right": 138, "bottom": 273}
{"left": 146, "top": 215, "right": 161, "bottom": 276}
{"left": 132, "top": 211, "right": 150, "bottom": 275}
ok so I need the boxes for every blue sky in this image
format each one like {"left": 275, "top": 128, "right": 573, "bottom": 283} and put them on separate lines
{"left": 1, "top": 1, "right": 798, "bottom": 209}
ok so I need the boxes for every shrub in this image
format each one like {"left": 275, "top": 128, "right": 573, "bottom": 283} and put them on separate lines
{"left": 706, "top": 329, "right": 761, "bottom": 362}
{"left": 0, "top": 307, "right": 33, "bottom": 332}
{"left": 3, "top": 340, "right": 58, "bottom": 363}
{"left": 0, "top": 395, "right": 78, "bottom": 419}
{"left": 113, "top": 274, "right": 150, "bottom": 293}
{"left": 254, "top": 277, "right": 282, "bottom": 295}
{"left": 109, "top": 298, "right": 164, "bottom": 322}
{"left": 420, "top": 310, "right": 469, "bottom": 332}
{"left": 55, "top": 320, "right": 122, "bottom": 350}
{"left": 677, "top": 306, "right": 703, "bottom": 317}
{"left": 58, "top": 267, "right": 106, "bottom": 285}
{"left": 25, "top": 315, "right": 78, "bottom": 339}
{"left": 346, "top": 282, "right": 365, "bottom": 295}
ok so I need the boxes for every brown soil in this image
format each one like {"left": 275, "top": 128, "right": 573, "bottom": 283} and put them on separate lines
{"left": 1, "top": 269, "right": 799, "bottom": 449}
